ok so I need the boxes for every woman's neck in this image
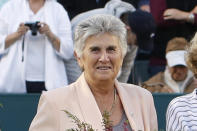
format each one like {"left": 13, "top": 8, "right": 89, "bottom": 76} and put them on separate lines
{"left": 90, "top": 84, "right": 116, "bottom": 109}
{"left": 88, "top": 79, "right": 115, "bottom": 94}
{"left": 90, "top": 84, "right": 114, "bottom": 95}
{"left": 29, "top": 0, "right": 45, "bottom": 14}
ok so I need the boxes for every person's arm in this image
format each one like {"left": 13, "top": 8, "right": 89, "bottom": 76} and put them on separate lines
{"left": 163, "top": 9, "right": 194, "bottom": 23}
{"left": 47, "top": 31, "right": 60, "bottom": 52}
{"left": 39, "top": 4, "right": 73, "bottom": 60}
{"left": 0, "top": 4, "right": 28, "bottom": 53}
{"left": 151, "top": 0, "right": 197, "bottom": 26}
{"left": 0, "top": 22, "right": 28, "bottom": 53}
{"left": 149, "top": 93, "right": 158, "bottom": 131}
{"left": 53, "top": 5, "right": 74, "bottom": 60}
{"left": 117, "top": 45, "right": 137, "bottom": 83}
{"left": 5, "top": 23, "right": 28, "bottom": 49}
{"left": 191, "top": 6, "right": 197, "bottom": 25}
{"left": 150, "top": 0, "right": 184, "bottom": 27}
{"left": 5, "top": 32, "right": 21, "bottom": 49}
{"left": 39, "top": 22, "right": 60, "bottom": 52}
{"left": 29, "top": 93, "right": 59, "bottom": 131}
{"left": 163, "top": 6, "right": 197, "bottom": 25}
{"left": 64, "top": 55, "right": 82, "bottom": 84}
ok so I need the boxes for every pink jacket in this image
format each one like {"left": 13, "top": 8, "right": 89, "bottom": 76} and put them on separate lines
{"left": 29, "top": 73, "right": 158, "bottom": 131}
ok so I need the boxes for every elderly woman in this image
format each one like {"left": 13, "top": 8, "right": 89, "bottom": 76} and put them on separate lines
{"left": 0, "top": 0, "right": 73, "bottom": 93}
{"left": 166, "top": 33, "right": 197, "bottom": 131}
{"left": 29, "top": 14, "right": 158, "bottom": 131}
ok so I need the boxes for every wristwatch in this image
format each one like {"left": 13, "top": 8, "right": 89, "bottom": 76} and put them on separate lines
{"left": 188, "top": 13, "right": 195, "bottom": 23}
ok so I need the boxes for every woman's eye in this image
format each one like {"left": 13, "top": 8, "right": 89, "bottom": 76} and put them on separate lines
{"left": 107, "top": 47, "right": 116, "bottom": 52}
{"left": 90, "top": 47, "right": 100, "bottom": 52}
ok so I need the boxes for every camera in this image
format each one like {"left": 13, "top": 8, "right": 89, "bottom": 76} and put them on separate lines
{"left": 25, "top": 21, "right": 41, "bottom": 36}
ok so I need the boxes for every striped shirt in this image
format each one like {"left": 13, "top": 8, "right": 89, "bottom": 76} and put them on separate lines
{"left": 166, "top": 89, "right": 197, "bottom": 131}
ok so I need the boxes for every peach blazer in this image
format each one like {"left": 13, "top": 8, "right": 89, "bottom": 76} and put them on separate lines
{"left": 29, "top": 73, "right": 158, "bottom": 131}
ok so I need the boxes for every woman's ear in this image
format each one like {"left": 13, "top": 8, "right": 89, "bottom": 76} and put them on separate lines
{"left": 74, "top": 51, "right": 84, "bottom": 70}
{"left": 125, "top": 25, "right": 131, "bottom": 31}
{"left": 74, "top": 51, "right": 78, "bottom": 60}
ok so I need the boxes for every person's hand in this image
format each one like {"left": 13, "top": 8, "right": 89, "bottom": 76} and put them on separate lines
{"left": 16, "top": 23, "right": 29, "bottom": 38}
{"left": 38, "top": 22, "right": 52, "bottom": 37}
{"left": 191, "top": 6, "right": 197, "bottom": 14}
{"left": 5, "top": 23, "right": 28, "bottom": 49}
{"left": 163, "top": 8, "right": 189, "bottom": 21}
{"left": 140, "top": 5, "right": 150, "bottom": 13}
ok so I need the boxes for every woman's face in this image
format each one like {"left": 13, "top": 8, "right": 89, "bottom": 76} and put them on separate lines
{"left": 77, "top": 33, "right": 123, "bottom": 83}
{"left": 169, "top": 65, "right": 188, "bottom": 81}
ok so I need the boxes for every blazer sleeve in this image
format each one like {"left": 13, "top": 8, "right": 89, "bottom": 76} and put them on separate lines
{"left": 29, "top": 93, "right": 59, "bottom": 131}
{"left": 149, "top": 93, "right": 158, "bottom": 131}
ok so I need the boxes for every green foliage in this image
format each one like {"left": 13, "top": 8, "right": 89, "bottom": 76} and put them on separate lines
{"left": 63, "top": 110, "right": 113, "bottom": 131}
{"left": 102, "top": 111, "right": 112, "bottom": 131}
{"left": 63, "top": 110, "right": 95, "bottom": 131}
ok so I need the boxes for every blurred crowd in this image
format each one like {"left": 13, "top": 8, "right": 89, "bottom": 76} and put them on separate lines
{"left": 0, "top": 0, "right": 197, "bottom": 94}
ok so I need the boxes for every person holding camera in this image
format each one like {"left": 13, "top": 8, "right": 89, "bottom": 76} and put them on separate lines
{"left": 0, "top": 0, "right": 73, "bottom": 93}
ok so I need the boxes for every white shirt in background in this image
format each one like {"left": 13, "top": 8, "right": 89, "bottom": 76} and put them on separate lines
{"left": 25, "top": 2, "right": 45, "bottom": 81}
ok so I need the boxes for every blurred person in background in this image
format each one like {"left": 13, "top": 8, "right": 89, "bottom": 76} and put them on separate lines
{"left": 57, "top": 0, "right": 150, "bottom": 19}
{"left": 0, "top": 0, "right": 73, "bottom": 93}
{"left": 166, "top": 33, "right": 197, "bottom": 131}
{"left": 127, "top": 9, "right": 156, "bottom": 84}
{"left": 143, "top": 37, "right": 196, "bottom": 93}
{"left": 149, "top": 0, "right": 197, "bottom": 77}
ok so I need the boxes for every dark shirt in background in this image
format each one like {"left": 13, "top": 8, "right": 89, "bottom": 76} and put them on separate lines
{"left": 150, "top": 0, "right": 197, "bottom": 67}
{"left": 57, "top": 0, "right": 145, "bottom": 19}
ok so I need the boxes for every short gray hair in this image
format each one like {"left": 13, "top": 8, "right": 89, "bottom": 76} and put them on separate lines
{"left": 74, "top": 14, "right": 127, "bottom": 57}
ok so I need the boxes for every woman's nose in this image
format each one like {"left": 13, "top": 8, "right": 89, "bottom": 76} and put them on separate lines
{"left": 99, "top": 52, "right": 109, "bottom": 63}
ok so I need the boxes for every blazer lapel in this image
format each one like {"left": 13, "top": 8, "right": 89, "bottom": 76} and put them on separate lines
{"left": 115, "top": 80, "right": 137, "bottom": 130}
{"left": 75, "top": 74, "right": 138, "bottom": 130}
{"left": 75, "top": 73, "right": 104, "bottom": 130}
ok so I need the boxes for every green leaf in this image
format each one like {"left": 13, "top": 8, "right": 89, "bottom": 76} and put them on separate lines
{"left": 63, "top": 110, "right": 97, "bottom": 131}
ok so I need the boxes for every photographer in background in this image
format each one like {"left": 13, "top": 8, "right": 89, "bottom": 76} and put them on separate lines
{"left": 0, "top": 0, "right": 73, "bottom": 93}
